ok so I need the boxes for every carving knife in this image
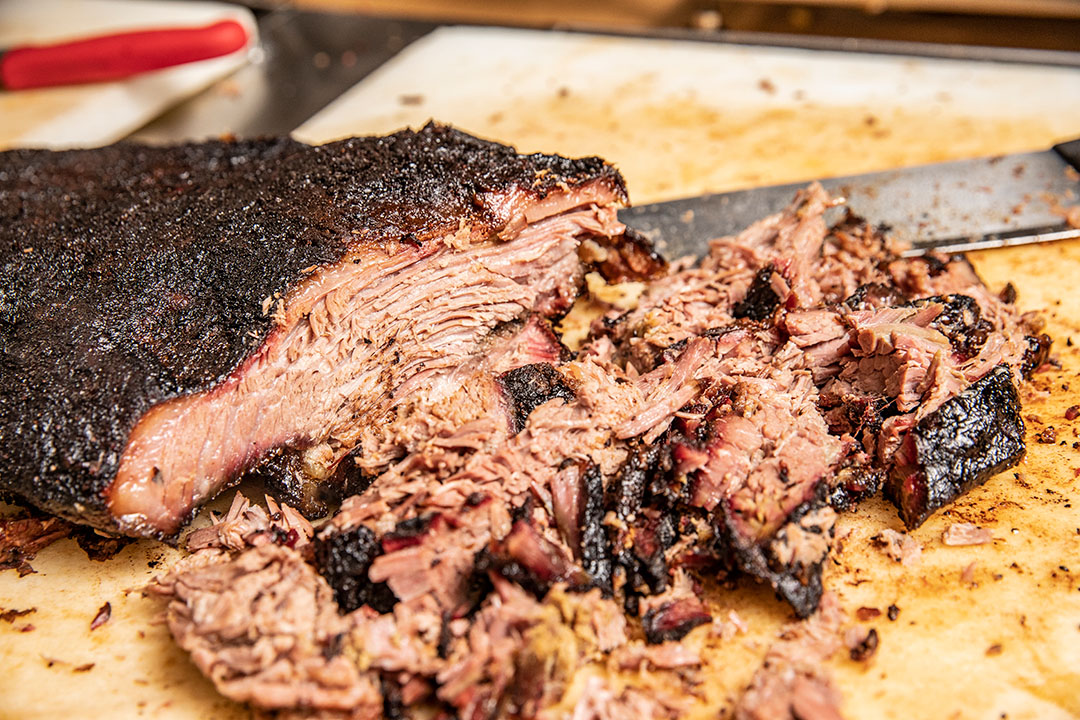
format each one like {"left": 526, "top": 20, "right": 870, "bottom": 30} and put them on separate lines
{"left": 619, "top": 138, "right": 1080, "bottom": 259}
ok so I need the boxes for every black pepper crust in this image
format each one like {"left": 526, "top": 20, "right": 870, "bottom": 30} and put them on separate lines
{"left": 0, "top": 124, "right": 627, "bottom": 529}
{"left": 885, "top": 365, "right": 1026, "bottom": 529}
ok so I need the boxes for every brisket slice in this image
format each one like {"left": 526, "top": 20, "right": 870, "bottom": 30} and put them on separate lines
{"left": 0, "top": 123, "right": 662, "bottom": 537}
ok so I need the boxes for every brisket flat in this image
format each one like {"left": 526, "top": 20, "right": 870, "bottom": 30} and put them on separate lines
{"left": 1, "top": 124, "right": 661, "bottom": 537}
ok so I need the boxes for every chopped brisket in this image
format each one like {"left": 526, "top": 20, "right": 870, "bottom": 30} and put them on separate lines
{"left": 497, "top": 363, "right": 576, "bottom": 434}
{"left": 885, "top": 365, "right": 1025, "bottom": 528}
{"left": 642, "top": 596, "right": 712, "bottom": 644}
{"left": 733, "top": 265, "right": 782, "bottom": 321}
{"left": 313, "top": 525, "right": 396, "bottom": 614}
{"left": 144, "top": 177, "right": 1047, "bottom": 720}
{"left": 148, "top": 544, "right": 383, "bottom": 716}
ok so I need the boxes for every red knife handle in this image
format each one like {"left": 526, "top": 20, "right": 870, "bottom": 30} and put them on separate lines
{"left": 0, "top": 19, "right": 248, "bottom": 91}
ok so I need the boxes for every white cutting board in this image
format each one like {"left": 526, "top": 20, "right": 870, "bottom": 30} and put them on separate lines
{"left": 0, "top": 0, "right": 256, "bottom": 150}
{"left": 296, "top": 26, "right": 1080, "bottom": 204}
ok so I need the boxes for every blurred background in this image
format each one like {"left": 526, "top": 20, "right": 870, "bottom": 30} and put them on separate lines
{"left": 290, "top": 0, "right": 1080, "bottom": 50}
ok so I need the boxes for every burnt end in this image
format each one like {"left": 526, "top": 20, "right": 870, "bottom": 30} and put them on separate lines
{"left": 605, "top": 445, "right": 680, "bottom": 608}
{"left": 733, "top": 266, "right": 781, "bottom": 321}
{"left": 497, "top": 363, "right": 576, "bottom": 434}
{"left": 713, "top": 498, "right": 833, "bottom": 618}
{"left": 245, "top": 447, "right": 368, "bottom": 518}
{"left": 828, "top": 460, "right": 885, "bottom": 512}
{"left": 313, "top": 525, "right": 396, "bottom": 613}
{"left": 1021, "top": 333, "right": 1052, "bottom": 377}
{"left": 642, "top": 597, "right": 712, "bottom": 644}
{"left": 483, "top": 520, "right": 588, "bottom": 597}
{"left": 580, "top": 464, "right": 614, "bottom": 594}
{"left": 594, "top": 226, "right": 668, "bottom": 282}
{"left": 885, "top": 365, "right": 1025, "bottom": 529}
{"left": 912, "top": 295, "right": 992, "bottom": 359}
{"left": 844, "top": 283, "right": 908, "bottom": 311}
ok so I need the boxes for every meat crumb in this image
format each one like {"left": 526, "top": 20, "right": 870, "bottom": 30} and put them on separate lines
{"left": 74, "top": 663, "right": 95, "bottom": 673}
{"left": 1037, "top": 426, "right": 1058, "bottom": 444}
{"left": 961, "top": 561, "right": 978, "bottom": 584}
{"left": 872, "top": 529, "right": 922, "bottom": 566}
{"left": 848, "top": 627, "right": 879, "bottom": 662}
{"left": 19, "top": 623, "right": 35, "bottom": 632}
{"left": 90, "top": 602, "right": 111, "bottom": 631}
{"left": 887, "top": 604, "right": 900, "bottom": 621}
{"left": 856, "top": 606, "right": 881, "bottom": 621}
{"left": 986, "top": 643, "right": 1003, "bottom": 656}
{"left": 0, "top": 607, "right": 36, "bottom": 623}
{"left": 942, "top": 523, "right": 993, "bottom": 546}
{"left": 1067, "top": 405, "right": 1080, "bottom": 421}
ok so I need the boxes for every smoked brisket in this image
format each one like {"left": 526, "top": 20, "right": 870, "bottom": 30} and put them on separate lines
{"left": 1, "top": 124, "right": 659, "bottom": 537}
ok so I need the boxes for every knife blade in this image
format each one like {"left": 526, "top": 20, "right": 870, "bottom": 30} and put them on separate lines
{"left": 619, "top": 138, "right": 1080, "bottom": 260}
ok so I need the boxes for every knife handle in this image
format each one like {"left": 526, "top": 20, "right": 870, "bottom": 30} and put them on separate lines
{"left": 0, "top": 20, "right": 248, "bottom": 91}
{"left": 1055, "top": 138, "right": 1080, "bottom": 172}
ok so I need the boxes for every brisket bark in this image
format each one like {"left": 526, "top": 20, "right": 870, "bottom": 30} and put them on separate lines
{"left": 1, "top": 123, "right": 659, "bottom": 537}
{"left": 885, "top": 365, "right": 1025, "bottom": 528}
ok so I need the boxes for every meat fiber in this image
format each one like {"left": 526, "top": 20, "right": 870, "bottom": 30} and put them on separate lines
{"left": 0, "top": 124, "right": 661, "bottom": 537}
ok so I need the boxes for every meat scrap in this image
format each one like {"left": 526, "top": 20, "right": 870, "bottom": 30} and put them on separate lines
{"left": 872, "top": 529, "right": 923, "bottom": 566}
{"left": 942, "top": 523, "right": 994, "bottom": 546}
{"left": 0, "top": 512, "right": 74, "bottom": 576}
{"left": 90, "top": 602, "right": 111, "bottom": 631}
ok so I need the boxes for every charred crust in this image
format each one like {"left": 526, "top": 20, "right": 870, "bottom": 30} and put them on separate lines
{"left": 912, "top": 294, "right": 992, "bottom": 360}
{"left": 580, "top": 464, "right": 613, "bottom": 594}
{"left": 498, "top": 363, "right": 576, "bottom": 434}
{"left": 711, "top": 495, "right": 832, "bottom": 619}
{"left": 828, "top": 462, "right": 885, "bottom": 512}
{"left": 642, "top": 599, "right": 712, "bottom": 644}
{"left": 844, "top": 283, "right": 909, "bottom": 311}
{"left": 1021, "top": 333, "right": 1052, "bottom": 377}
{"left": 733, "top": 265, "right": 781, "bottom": 322}
{"left": 313, "top": 525, "right": 396, "bottom": 613}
